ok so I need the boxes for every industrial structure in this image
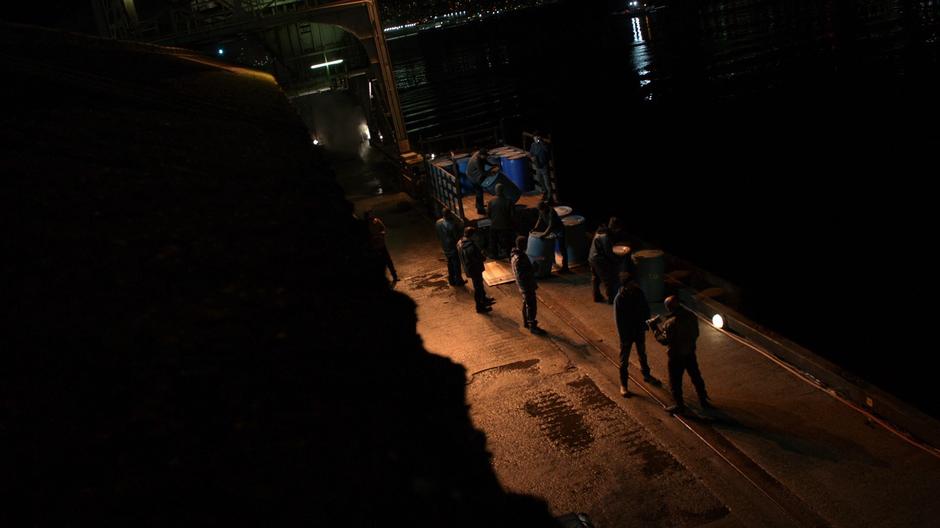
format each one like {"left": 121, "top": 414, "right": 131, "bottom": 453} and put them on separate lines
{"left": 92, "top": 0, "right": 410, "bottom": 154}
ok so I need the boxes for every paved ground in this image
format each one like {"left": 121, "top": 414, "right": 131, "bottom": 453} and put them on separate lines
{"left": 347, "top": 178, "right": 940, "bottom": 528}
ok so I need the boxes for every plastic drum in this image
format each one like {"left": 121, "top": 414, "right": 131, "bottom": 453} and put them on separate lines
{"left": 632, "top": 249, "right": 665, "bottom": 302}
{"left": 562, "top": 214, "right": 588, "bottom": 265}
{"left": 455, "top": 155, "right": 474, "bottom": 194}
{"left": 526, "top": 232, "right": 556, "bottom": 278}
{"left": 501, "top": 152, "right": 532, "bottom": 191}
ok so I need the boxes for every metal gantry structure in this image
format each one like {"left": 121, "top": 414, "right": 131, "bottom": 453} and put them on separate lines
{"left": 92, "top": 0, "right": 410, "bottom": 152}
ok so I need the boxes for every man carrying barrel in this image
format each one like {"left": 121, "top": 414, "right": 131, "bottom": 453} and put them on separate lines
{"left": 532, "top": 201, "right": 569, "bottom": 273}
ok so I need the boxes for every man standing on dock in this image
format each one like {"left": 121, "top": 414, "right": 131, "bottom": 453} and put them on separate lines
{"left": 511, "top": 236, "right": 545, "bottom": 335}
{"left": 458, "top": 226, "right": 495, "bottom": 313}
{"left": 652, "top": 296, "right": 713, "bottom": 414}
{"left": 528, "top": 132, "right": 552, "bottom": 203}
{"left": 435, "top": 207, "right": 465, "bottom": 286}
{"left": 487, "top": 183, "right": 514, "bottom": 259}
{"left": 614, "top": 272, "right": 655, "bottom": 397}
{"left": 364, "top": 209, "right": 398, "bottom": 282}
{"left": 588, "top": 223, "right": 617, "bottom": 303}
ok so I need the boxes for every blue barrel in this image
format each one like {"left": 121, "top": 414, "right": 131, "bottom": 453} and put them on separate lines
{"left": 454, "top": 155, "right": 474, "bottom": 193}
{"left": 501, "top": 152, "right": 532, "bottom": 192}
{"left": 526, "top": 233, "right": 556, "bottom": 278}
{"left": 632, "top": 249, "right": 665, "bottom": 302}
{"left": 562, "top": 214, "right": 588, "bottom": 265}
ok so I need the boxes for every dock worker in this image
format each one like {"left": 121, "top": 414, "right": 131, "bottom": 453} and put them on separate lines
{"left": 363, "top": 209, "right": 398, "bottom": 282}
{"left": 487, "top": 183, "right": 514, "bottom": 259}
{"left": 458, "top": 226, "right": 496, "bottom": 313}
{"left": 614, "top": 272, "right": 656, "bottom": 397}
{"left": 588, "top": 222, "right": 618, "bottom": 303}
{"left": 532, "top": 201, "right": 569, "bottom": 273}
{"left": 511, "top": 236, "right": 545, "bottom": 335}
{"left": 435, "top": 207, "right": 465, "bottom": 286}
{"left": 652, "top": 295, "right": 713, "bottom": 414}
{"left": 528, "top": 131, "right": 552, "bottom": 202}
{"left": 467, "top": 147, "right": 497, "bottom": 215}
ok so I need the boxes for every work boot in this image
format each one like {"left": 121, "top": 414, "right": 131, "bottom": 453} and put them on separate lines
{"left": 665, "top": 404, "right": 687, "bottom": 414}
{"left": 529, "top": 325, "right": 546, "bottom": 335}
{"left": 593, "top": 295, "right": 605, "bottom": 303}
{"left": 484, "top": 297, "right": 497, "bottom": 305}
{"left": 619, "top": 385, "right": 631, "bottom": 398}
{"left": 643, "top": 374, "right": 662, "bottom": 386}
{"left": 699, "top": 397, "right": 715, "bottom": 410}
{"left": 476, "top": 305, "right": 492, "bottom": 314}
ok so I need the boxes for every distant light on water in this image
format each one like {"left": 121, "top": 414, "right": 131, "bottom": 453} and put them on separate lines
{"left": 217, "top": 48, "right": 224, "bottom": 56}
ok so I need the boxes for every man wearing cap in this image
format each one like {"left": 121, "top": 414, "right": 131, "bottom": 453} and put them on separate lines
{"left": 511, "top": 236, "right": 545, "bottom": 334}
{"left": 652, "top": 295, "right": 713, "bottom": 413}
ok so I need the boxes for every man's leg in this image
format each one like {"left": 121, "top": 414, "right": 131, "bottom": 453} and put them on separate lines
{"left": 475, "top": 184, "right": 485, "bottom": 214}
{"left": 471, "top": 274, "right": 488, "bottom": 311}
{"left": 382, "top": 246, "right": 398, "bottom": 281}
{"left": 619, "top": 340, "right": 634, "bottom": 392}
{"left": 447, "top": 254, "right": 463, "bottom": 284}
{"left": 667, "top": 357, "right": 686, "bottom": 411}
{"left": 590, "top": 263, "right": 604, "bottom": 301}
{"left": 635, "top": 335, "right": 652, "bottom": 378}
{"left": 537, "top": 168, "right": 550, "bottom": 201}
{"left": 687, "top": 353, "right": 709, "bottom": 404}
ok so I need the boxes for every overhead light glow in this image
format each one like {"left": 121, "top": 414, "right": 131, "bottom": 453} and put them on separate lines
{"left": 310, "top": 59, "right": 344, "bottom": 69}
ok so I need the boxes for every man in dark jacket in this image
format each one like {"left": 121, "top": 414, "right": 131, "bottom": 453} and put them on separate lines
{"left": 652, "top": 296, "right": 712, "bottom": 413}
{"left": 511, "top": 236, "right": 545, "bottom": 334}
{"left": 614, "top": 272, "right": 656, "bottom": 397}
{"left": 528, "top": 132, "right": 552, "bottom": 202}
{"left": 588, "top": 223, "right": 617, "bottom": 303}
{"left": 532, "top": 201, "right": 569, "bottom": 273}
{"left": 435, "top": 207, "right": 465, "bottom": 286}
{"left": 363, "top": 209, "right": 397, "bottom": 282}
{"left": 458, "top": 226, "right": 495, "bottom": 313}
{"left": 466, "top": 148, "right": 495, "bottom": 215}
{"left": 487, "top": 183, "right": 514, "bottom": 259}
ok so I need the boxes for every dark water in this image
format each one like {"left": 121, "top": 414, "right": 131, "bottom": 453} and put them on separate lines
{"left": 388, "top": 0, "right": 940, "bottom": 416}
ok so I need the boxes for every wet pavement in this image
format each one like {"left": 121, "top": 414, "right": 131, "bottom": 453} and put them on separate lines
{"left": 349, "top": 184, "right": 940, "bottom": 528}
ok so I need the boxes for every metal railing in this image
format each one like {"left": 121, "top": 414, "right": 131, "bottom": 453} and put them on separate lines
{"left": 425, "top": 159, "right": 465, "bottom": 221}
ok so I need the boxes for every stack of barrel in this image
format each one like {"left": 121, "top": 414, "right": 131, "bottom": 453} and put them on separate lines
{"left": 526, "top": 205, "right": 588, "bottom": 278}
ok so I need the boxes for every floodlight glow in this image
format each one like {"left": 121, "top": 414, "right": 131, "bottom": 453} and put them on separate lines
{"left": 310, "top": 59, "right": 344, "bottom": 69}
